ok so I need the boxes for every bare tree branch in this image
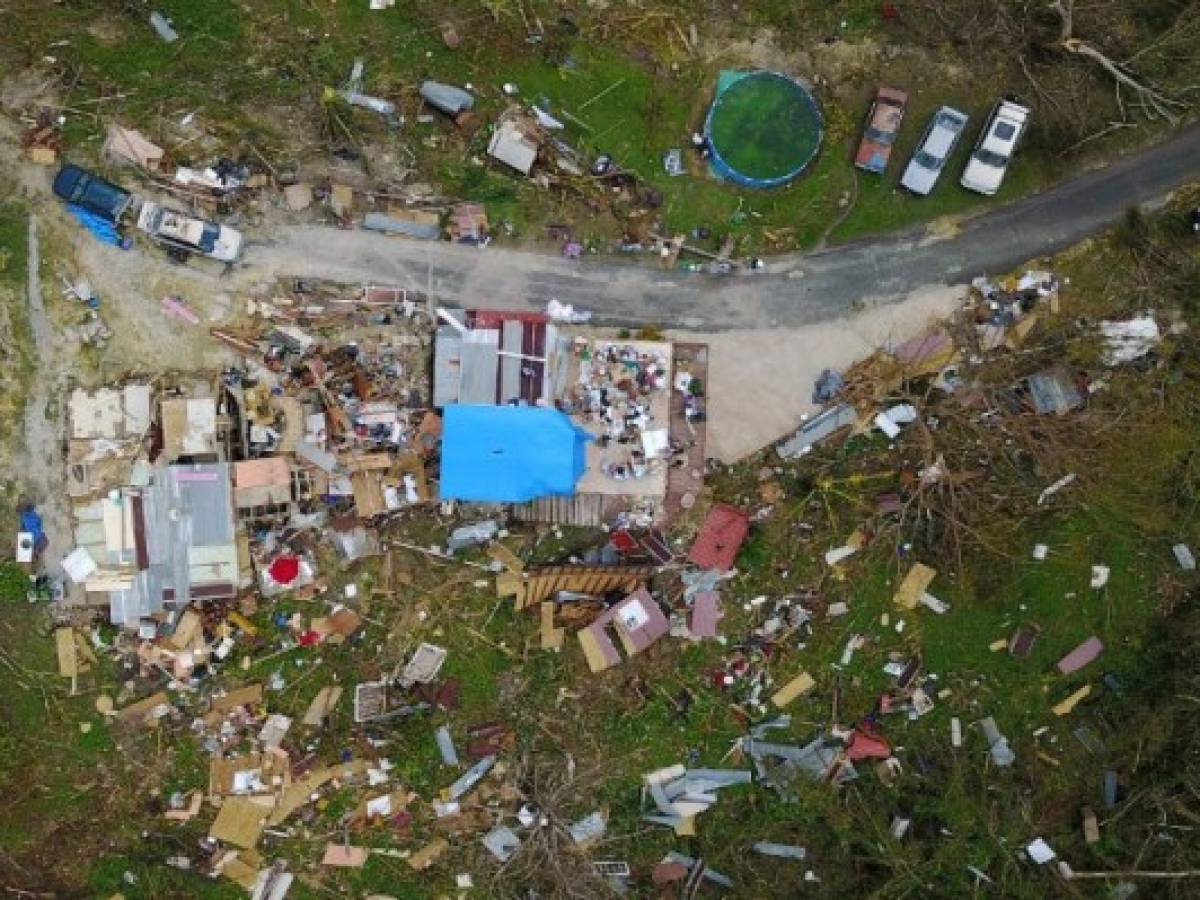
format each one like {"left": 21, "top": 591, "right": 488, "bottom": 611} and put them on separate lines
{"left": 1050, "top": 0, "right": 1188, "bottom": 123}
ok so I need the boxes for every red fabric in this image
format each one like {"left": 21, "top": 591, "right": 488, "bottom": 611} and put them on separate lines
{"left": 298, "top": 630, "right": 322, "bottom": 646}
{"left": 268, "top": 556, "right": 300, "bottom": 584}
{"left": 687, "top": 503, "right": 750, "bottom": 571}
{"left": 847, "top": 728, "right": 892, "bottom": 761}
{"left": 610, "top": 529, "right": 638, "bottom": 553}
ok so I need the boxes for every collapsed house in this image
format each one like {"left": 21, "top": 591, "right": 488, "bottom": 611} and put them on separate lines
{"left": 62, "top": 293, "right": 438, "bottom": 626}
{"left": 66, "top": 384, "right": 242, "bottom": 626}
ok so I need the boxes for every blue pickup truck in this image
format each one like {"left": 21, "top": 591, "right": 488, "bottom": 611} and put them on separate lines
{"left": 52, "top": 164, "right": 133, "bottom": 222}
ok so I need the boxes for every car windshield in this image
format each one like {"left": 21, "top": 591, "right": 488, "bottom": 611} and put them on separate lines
{"left": 67, "top": 177, "right": 88, "bottom": 202}
{"left": 975, "top": 149, "right": 1008, "bottom": 168}
{"left": 914, "top": 151, "right": 941, "bottom": 170}
{"left": 198, "top": 223, "right": 220, "bottom": 252}
{"left": 865, "top": 127, "right": 895, "bottom": 145}
{"left": 994, "top": 121, "right": 1017, "bottom": 142}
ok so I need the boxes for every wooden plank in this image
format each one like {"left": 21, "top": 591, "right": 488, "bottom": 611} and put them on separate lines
{"left": 488, "top": 542, "right": 525, "bottom": 573}
{"left": 268, "top": 760, "right": 367, "bottom": 826}
{"left": 302, "top": 686, "right": 343, "bottom": 727}
{"left": 167, "top": 608, "right": 203, "bottom": 651}
{"left": 213, "top": 683, "right": 264, "bottom": 713}
{"left": 496, "top": 571, "right": 522, "bottom": 599}
{"left": 220, "top": 854, "right": 260, "bottom": 891}
{"left": 540, "top": 602, "right": 564, "bottom": 651}
{"left": 117, "top": 691, "right": 170, "bottom": 727}
{"left": 893, "top": 563, "right": 937, "bottom": 610}
{"left": 73, "top": 631, "right": 98, "bottom": 667}
{"left": 408, "top": 838, "right": 449, "bottom": 871}
{"left": 771, "top": 671, "right": 816, "bottom": 708}
{"left": 210, "top": 796, "right": 273, "bottom": 849}
{"left": 578, "top": 628, "right": 612, "bottom": 673}
{"left": 1052, "top": 684, "right": 1091, "bottom": 717}
{"left": 55, "top": 627, "right": 78, "bottom": 678}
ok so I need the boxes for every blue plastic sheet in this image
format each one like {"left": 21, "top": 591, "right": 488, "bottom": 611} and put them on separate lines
{"left": 19, "top": 505, "right": 43, "bottom": 544}
{"left": 67, "top": 204, "right": 125, "bottom": 247}
{"left": 439, "top": 406, "right": 592, "bottom": 502}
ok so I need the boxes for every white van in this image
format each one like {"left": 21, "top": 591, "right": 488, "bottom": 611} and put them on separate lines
{"left": 960, "top": 99, "right": 1030, "bottom": 196}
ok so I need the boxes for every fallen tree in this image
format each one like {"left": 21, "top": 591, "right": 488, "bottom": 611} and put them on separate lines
{"left": 1049, "top": 0, "right": 1189, "bottom": 123}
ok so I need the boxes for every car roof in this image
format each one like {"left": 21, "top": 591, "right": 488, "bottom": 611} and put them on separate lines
{"left": 923, "top": 123, "right": 958, "bottom": 157}
{"left": 996, "top": 100, "right": 1030, "bottom": 121}
{"left": 52, "top": 164, "right": 86, "bottom": 192}
{"left": 869, "top": 101, "right": 904, "bottom": 132}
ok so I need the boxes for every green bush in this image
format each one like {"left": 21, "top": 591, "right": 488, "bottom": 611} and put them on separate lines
{"left": 0, "top": 562, "right": 29, "bottom": 603}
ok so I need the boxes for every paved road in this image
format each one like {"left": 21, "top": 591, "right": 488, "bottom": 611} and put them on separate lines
{"left": 247, "top": 121, "right": 1200, "bottom": 331}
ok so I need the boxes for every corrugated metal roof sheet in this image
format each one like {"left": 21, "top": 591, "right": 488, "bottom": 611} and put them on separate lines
{"left": 361, "top": 213, "right": 440, "bottom": 240}
{"left": 499, "top": 319, "right": 522, "bottom": 403}
{"left": 688, "top": 503, "right": 750, "bottom": 572}
{"left": 434, "top": 329, "right": 464, "bottom": 407}
{"left": 458, "top": 332, "right": 499, "bottom": 405}
{"left": 777, "top": 403, "right": 857, "bottom": 459}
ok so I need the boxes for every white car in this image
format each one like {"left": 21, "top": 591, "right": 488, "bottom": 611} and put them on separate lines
{"left": 961, "top": 99, "right": 1030, "bottom": 195}
{"left": 136, "top": 201, "right": 243, "bottom": 262}
{"left": 900, "top": 106, "right": 968, "bottom": 195}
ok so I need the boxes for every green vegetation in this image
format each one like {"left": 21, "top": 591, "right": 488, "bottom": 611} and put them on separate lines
{"left": 0, "top": 201, "right": 28, "bottom": 289}
{"left": 0, "top": 200, "right": 34, "bottom": 527}
{"left": 0, "top": 562, "right": 30, "bottom": 603}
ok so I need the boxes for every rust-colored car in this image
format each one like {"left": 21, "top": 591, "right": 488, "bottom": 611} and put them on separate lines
{"left": 855, "top": 86, "right": 909, "bottom": 174}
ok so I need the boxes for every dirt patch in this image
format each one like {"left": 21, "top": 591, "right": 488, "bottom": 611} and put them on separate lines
{"left": 86, "top": 18, "right": 127, "bottom": 46}
{"left": 0, "top": 68, "right": 59, "bottom": 116}
{"left": 687, "top": 282, "right": 965, "bottom": 462}
{"left": 810, "top": 37, "right": 884, "bottom": 85}
{"left": 705, "top": 27, "right": 814, "bottom": 74}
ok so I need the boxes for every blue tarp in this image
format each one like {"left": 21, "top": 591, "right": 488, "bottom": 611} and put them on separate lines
{"left": 67, "top": 204, "right": 127, "bottom": 248}
{"left": 19, "top": 505, "right": 44, "bottom": 545}
{"left": 439, "top": 405, "right": 592, "bottom": 503}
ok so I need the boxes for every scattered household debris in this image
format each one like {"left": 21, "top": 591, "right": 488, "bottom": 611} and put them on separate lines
{"left": 149, "top": 10, "right": 179, "bottom": 43}
{"left": 1173, "top": 543, "right": 1196, "bottom": 571}
{"left": 1057, "top": 637, "right": 1103, "bottom": 674}
{"left": 979, "top": 717, "right": 1015, "bottom": 768}
{"left": 1100, "top": 315, "right": 1160, "bottom": 366}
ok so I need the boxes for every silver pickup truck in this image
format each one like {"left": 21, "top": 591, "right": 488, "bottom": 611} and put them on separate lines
{"left": 136, "top": 201, "right": 243, "bottom": 262}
